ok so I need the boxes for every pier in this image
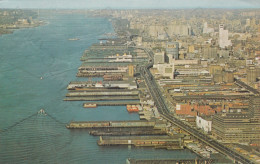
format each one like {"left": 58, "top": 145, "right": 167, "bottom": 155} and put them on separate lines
{"left": 98, "top": 135, "right": 183, "bottom": 149}
{"left": 126, "top": 158, "right": 214, "bottom": 164}
{"left": 89, "top": 130, "right": 167, "bottom": 136}
{"left": 66, "top": 91, "right": 139, "bottom": 97}
{"left": 67, "top": 120, "right": 168, "bottom": 137}
{"left": 64, "top": 96, "right": 139, "bottom": 101}
{"left": 66, "top": 120, "right": 159, "bottom": 129}
{"left": 83, "top": 101, "right": 140, "bottom": 106}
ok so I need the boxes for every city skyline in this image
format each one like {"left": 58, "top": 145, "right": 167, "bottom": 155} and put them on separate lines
{"left": 0, "top": 0, "right": 260, "bottom": 9}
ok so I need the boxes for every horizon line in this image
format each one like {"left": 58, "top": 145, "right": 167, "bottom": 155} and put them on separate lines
{"left": 0, "top": 7, "right": 260, "bottom": 10}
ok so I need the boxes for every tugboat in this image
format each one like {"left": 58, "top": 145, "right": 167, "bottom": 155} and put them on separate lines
{"left": 126, "top": 105, "right": 139, "bottom": 112}
{"left": 38, "top": 109, "right": 47, "bottom": 115}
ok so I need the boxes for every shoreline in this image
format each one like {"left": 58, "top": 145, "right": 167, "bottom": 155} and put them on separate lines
{"left": 0, "top": 9, "right": 46, "bottom": 36}
{"left": 0, "top": 20, "right": 46, "bottom": 36}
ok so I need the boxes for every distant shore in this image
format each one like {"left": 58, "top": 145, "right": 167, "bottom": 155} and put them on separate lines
{"left": 0, "top": 9, "right": 45, "bottom": 36}
{"left": 0, "top": 20, "right": 45, "bottom": 36}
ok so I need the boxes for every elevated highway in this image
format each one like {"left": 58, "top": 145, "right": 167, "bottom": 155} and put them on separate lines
{"left": 139, "top": 47, "right": 253, "bottom": 164}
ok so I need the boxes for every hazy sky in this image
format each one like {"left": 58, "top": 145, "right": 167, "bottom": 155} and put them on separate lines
{"left": 0, "top": 0, "right": 259, "bottom": 9}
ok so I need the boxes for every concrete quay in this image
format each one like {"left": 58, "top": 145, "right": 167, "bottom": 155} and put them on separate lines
{"left": 98, "top": 135, "right": 183, "bottom": 149}
{"left": 66, "top": 120, "right": 158, "bottom": 129}
{"left": 126, "top": 158, "right": 214, "bottom": 164}
{"left": 64, "top": 96, "right": 140, "bottom": 101}
{"left": 66, "top": 91, "right": 139, "bottom": 97}
{"left": 83, "top": 101, "right": 140, "bottom": 106}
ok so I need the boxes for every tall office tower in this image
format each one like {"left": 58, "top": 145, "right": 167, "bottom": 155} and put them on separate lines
{"left": 203, "top": 22, "right": 214, "bottom": 34}
{"left": 249, "top": 96, "right": 260, "bottom": 122}
{"left": 219, "top": 24, "right": 231, "bottom": 49}
{"left": 251, "top": 18, "right": 256, "bottom": 27}
{"left": 247, "top": 65, "right": 256, "bottom": 86}
{"left": 166, "top": 42, "right": 179, "bottom": 59}
{"left": 128, "top": 64, "right": 134, "bottom": 77}
{"left": 246, "top": 18, "right": 251, "bottom": 27}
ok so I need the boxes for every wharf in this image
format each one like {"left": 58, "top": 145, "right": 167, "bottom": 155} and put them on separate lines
{"left": 89, "top": 130, "right": 167, "bottom": 136}
{"left": 83, "top": 101, "right": 140, "bottom": 106}
{"left": 66, "top": 91, "right": 139, "bottom": 97}
{"left": 77, "top": 72, "right": 125, "bottom": 77}
{"left": 66, "top": 120, "right": 157, "bottom": 129}
{"left": 69, "top": 89, "right": 133, "bottom": 92}
{"left": 98, "top": 135, "right": 183, "bottom": 148}
{"left": 85, "top": 57, "right": 147, "bottom": 60}
{"left": 126, "top": 158, "right": 214, "bottom": 164}
{"left": 64, "top": 96, "right": 139, "bottom": 101}
{"left": 81, "top": 59, "right": 145, "bottom": 64}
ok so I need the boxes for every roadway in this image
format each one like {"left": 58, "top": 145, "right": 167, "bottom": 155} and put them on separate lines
{"left": 139, "top": 47, "right": 253, "bottom": 164}
{"left": 171, "top": 94, "right": 250, "bottom": 100}
{"left": 235, "top": 78, "right": 260, "bottom": 95}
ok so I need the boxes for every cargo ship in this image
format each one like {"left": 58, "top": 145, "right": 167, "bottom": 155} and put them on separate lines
{"left": 126, "top": 105, "right": 139, "bottom": 112}
{"left": 83, "top": 103, "right": 97, "bottom": 108}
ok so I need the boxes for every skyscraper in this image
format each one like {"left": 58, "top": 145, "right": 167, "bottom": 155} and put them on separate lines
{"left": 128, "top": 64, "right": 134, "bottom": 77}
{"left": 247, "top": 65, "right": 256, "bottom": 86}
{"left": 203, "top": 22, "right": 214, "bottom": 34}
{"left": 219, "top": 24, "right": 231, "bottom": 49}
{"left": 249, "top": 96, "right": 260, "bottom": 122}
{"left": 166, "top": 42, "right": 179, "bottom": 59}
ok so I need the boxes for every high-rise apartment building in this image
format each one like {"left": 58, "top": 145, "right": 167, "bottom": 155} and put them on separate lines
{"left": 219, "top": 24, "right": 231, "bottom": 48}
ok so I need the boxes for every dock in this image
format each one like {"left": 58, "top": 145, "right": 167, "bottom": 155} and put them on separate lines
{"left": 98, "top": 135, "right": 184, "bottom": 149}
{"left": 67, "top": 120, "right": 168, "bottom": 137}
{"left": 83, "top": 101, "right": 140, "bottom": 106}
{"left": 66, "top": 91, "right": 139, "bottom": 97}
{"left": 126, "top": 158, "right": 214, "bottom": 164}
{"left": 64, "top": 96, "right": 140, "bottom": 101}
{"left": 89, "top": 130, "right": 167, "bottom": 136}
{"left": 66, "top": 120, "right": 158, "bottom": 129}
{"left": 69, "top": 89, "right": 131, "bottom": 92}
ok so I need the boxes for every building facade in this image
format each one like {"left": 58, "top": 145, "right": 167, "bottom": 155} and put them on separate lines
{"left": 219, "top": 24, "right": 232, "bottom": 48}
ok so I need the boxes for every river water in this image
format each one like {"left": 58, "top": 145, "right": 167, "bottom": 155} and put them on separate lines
{"left": 0, "top": 13, "right": 196, "bottom": 163}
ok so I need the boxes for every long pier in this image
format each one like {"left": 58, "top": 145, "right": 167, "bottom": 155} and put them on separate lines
{"left": 98, "top": 135, "right": 183, "bottom": 149}
{"left": 64, "top": 96, "right": 140, "bottom": 101}
{"left": 66, "top": 120, "right": 157, "bottom": 129}
{"left": 66, "top": 91, "right": 139, "bottom": 97}
{"left": 89, "top": 130, "right": 166, "bottom": 136}
{"left": 126, "top": 158, "right": 214, "bottom": 164}
{"left": 67, "top": 120, "right": 167, "bottom": 137}
{"left": 83, "top": 101, "right": 140, "bottom": 106}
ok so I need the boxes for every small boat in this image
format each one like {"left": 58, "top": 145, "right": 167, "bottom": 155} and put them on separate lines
{"left": 83, "top": 104, "right": 97, "bottom": 108}
{"left": 40, "top": 77, "right": 43, "bottom": 80}
{"left": 127, "top": 105, "right": 139, "bottom": 113}
{"left": 38, "top": 109, "right": 47, "bottom": 115}
{"left": 68, "top": 38, "right": 80, "bottom": 41}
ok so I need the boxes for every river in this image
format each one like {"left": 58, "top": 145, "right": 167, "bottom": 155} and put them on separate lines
{"left": 0, "top": 12, "right": 196, "bottom": 164}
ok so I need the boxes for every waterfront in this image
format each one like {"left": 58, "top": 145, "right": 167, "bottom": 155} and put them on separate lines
{"left": 0, "top": 13, "right": 197, "bottom": 163}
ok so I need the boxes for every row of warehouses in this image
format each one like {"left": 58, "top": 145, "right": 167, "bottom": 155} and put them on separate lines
{"left": 157, "top": 62, "right": 260, "bottom": 144}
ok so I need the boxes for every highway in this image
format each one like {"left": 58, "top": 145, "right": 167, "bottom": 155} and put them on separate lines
{"left": 140, "top": 48, "right": 254, "bottom": 164}
{"left": 172, "top": 94, "right": 250, "bottom": 100}
{"left": 235, "top": 78, "right": 260, "bottom": 95}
